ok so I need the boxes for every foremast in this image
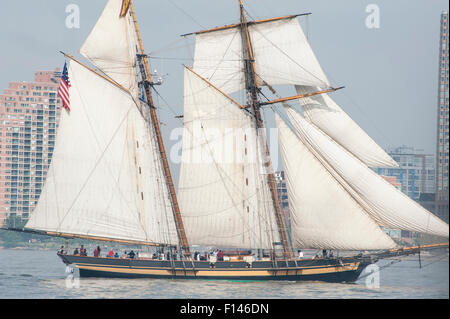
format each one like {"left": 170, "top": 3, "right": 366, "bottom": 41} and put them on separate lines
{"left": 238, "top": 0, "right": 292, "bottom": 259}
{"left": 129, "top": 2, "right": 191, "bottom": 258}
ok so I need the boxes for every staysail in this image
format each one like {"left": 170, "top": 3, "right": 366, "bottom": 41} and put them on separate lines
{"left": 275, "top": 112, "right": 397, "bottom": 250}
{"left": 192, "top": 17, "right": 329, "bottom": 95}
{"left": 25, "top": 61, "right": 178, "bottom": 245}
{"left": 295, "top": 85, "right": 399, "bottom": 168}
{"left": 284, "top": 107, "right": 449, "bottom": 238}
{"left": 177, "top": 69, "right": 281, "bottom": 249}
{"left": 80, "top": 0, "right": 139, "bottom": 95}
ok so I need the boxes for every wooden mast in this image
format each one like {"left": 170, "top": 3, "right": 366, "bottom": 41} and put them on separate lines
{"left": 129, "top": 1, "right": 191, "bottom": 258}
{"left": 238, "top": 0, "right": 292, "bottom": 259}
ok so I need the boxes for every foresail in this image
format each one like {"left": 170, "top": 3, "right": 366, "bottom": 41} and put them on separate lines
{"left": 295, "top": 85, "right": 398, "bottom": 168}
{"left": 285, "top": 107, "right": 449, "bottom": 238}
{"left": 178, "top": 69, "right": 280, "bottom": 249}
{"left": 275, "top": 112, "right": 396, "bottom": 250}
{"left": 80, "top": 0, "right": 139, "bottom": 96}
{"left": 192, "top": 17, "right": 329, "bottom": 95}
{"left": 25, "top": 61, "right": 178, "bottom": 245}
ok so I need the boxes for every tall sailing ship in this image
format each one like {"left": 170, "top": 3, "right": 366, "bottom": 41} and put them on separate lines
{"left": 9, "top": 0, "right": 449, "bottom": 282}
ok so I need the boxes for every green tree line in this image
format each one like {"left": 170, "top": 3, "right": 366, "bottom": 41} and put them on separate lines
{"left": 0, "top": 216, "right": 64, "bottom": 248}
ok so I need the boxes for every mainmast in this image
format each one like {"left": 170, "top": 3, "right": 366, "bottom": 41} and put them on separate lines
{"left": 238, "top": 0, "right": 292, "bottom": 259}
{"left": 129, "top": 2, "right": 191, "bottom": 258}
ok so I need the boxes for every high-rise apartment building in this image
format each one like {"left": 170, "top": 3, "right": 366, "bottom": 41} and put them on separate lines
{"left": 274, "top": 171, "right": 289, "bottom": 210}
{"left": 435, "top": 11, "right": 449, "bottom": 223}
{"left": 0, "top": 69, "right": 62, "bottom": 226}
{"left": 373, "top": 146, "right": 435, "bottom": 201}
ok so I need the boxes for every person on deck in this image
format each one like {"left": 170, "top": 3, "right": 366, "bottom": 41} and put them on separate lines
{"left": 73, "top": 248, "right": 79, "bottom": 255}
{"left": 128, "top": 250, "right": 136, "bottom": 259}
{"left": 108, "top": 248, "right": 114, "bottom": 257}
{"left": 94, "top": 246, "right": 101, "bottom": 257}
{"left": 217, "top": 250, "right": 224, "bottom": 261}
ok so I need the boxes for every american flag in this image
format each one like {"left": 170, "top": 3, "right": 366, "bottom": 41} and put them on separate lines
{"left": 58, "top": 62, "right": 71, "bottom": 111}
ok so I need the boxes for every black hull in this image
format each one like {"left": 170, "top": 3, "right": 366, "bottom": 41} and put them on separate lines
{"left": 58, "top": 254, "right": 370, "bottom": 283}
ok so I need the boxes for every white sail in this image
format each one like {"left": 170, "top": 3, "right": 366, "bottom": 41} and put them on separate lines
{"left": 192, "top": 26, "right": 244, "bottom": 95}
{"left": 275, "top": 112, "right": 396, "bottom": 250}
{"left": 80, "top": 0, "right": 139, "bottom": 96}
{"left": 178, "top": 69, "right": 280, "bottom": 249}
{"left": 250, "top": 18, "right": 329, "bottom": 88}
{"left": 193, "top": 17, "right": 329, "bottom": 94}
{"left": 285, "top": 107, "right": 449, "bottom": 238}
{"left": 26, "top": 61, "right": 178, "bottom": 245}
{"left": 295, "top": 85, "right": 398, "bottom": 168}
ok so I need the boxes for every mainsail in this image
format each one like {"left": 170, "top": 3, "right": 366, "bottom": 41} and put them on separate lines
{"left": 284, "top": 107, "right": 449, "bottom": 239}
{"left": 275, "top": 112, "right": 397, "bottom": 250}
{"left": 178, "top": 69, "right": 281, "bottom": 249}
{"left": 295, "top": 85, "right": 399, "bottom": 168}
{"left": 192, "top": 17, "right": 329, "bottom": 95}
{"left": 25, "top": 58, "right": 178, "bottom": 245}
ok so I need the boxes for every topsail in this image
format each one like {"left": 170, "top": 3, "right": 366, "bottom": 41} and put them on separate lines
{"left": 193, "top": 17, "right": 329, "bottom": 95}
{"left": 80, "top": 0, "right": 139, "bottom": 96}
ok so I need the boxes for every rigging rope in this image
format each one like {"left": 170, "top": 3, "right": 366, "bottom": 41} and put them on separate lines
{"left": 166, "top": 0, "right": 206, "bottom": 29}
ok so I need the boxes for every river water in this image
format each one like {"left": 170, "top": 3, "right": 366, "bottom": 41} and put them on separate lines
{"left": 0, "top": 248, "right": 448, "bottom": 299}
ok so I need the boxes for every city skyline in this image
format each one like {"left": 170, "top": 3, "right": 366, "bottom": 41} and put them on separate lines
{"left": 373, "top": 145, "right": 436, "bottom": 201}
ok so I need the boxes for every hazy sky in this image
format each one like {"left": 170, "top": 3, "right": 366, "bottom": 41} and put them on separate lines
{"left": 0, "top": 0, "right": 448, "bottom": 180}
